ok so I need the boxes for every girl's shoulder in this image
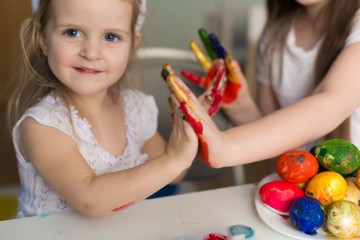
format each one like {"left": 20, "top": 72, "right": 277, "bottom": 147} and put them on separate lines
{"left": 14, "top": 93, "right": 76, "bottom": 141}
{"left": 25, "top": 93, "right": 69, "bottom": 118}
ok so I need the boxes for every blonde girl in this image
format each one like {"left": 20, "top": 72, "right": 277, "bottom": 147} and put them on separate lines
{"left": 7, "top": 0, "right": 197, "bottom": 218}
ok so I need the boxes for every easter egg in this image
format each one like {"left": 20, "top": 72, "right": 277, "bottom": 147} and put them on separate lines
{"left": 203, "top": 233, "right": 227, "bottom": 240}
{"left": 259, "top": 180, "right": 304, "bottom": 215}
{"left": 312, "top": 139, "right": 360, "bottom": 175}
{"left": 305, "top": 171, "right": 347, "bottom": 206}
{"left": 289, "top": 196, "right": 325, "bottom": 235}
{"left": 276, "top": 150, "right": 319, "bottom": 183}
{"left": 343, "top": 177, "right": 360, "bottom": 206}
{"left": 326, "top": 200, "right": 360, "bottom": 238}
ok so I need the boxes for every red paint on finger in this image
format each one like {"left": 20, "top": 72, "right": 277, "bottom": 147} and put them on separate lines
{"left": 223, "top": 81, "right": 241, "bottom": 104}
{"left": 180, "top": 102, "right": 203, "bottom": 134}
{"left": 208, "top": 64, "right": 226, "bottom": 116}
{"left": 197, "top": 133, "right": 209, "bottom": 164}
{"left": 181, "top": 70, "right": 203, "bottom": 85}
{"left": 112, "top": 202, "right": 135, "bottom": 212}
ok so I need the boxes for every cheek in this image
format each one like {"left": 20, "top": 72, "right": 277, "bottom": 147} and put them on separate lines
{"left": 46, "top": 45, "right": 72, "bottom": 78}
{"left": 107, "top": 50, "right": 131, "bottom": 76}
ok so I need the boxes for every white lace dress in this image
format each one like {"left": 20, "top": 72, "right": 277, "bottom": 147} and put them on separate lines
{"left": 12, "top": 89, "right": 158, "bottom": 217}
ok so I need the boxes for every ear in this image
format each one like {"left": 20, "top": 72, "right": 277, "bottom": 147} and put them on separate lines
{"left": 38, "top": 32, "right": 48, "bottom": 56}
{"left": 134, "top": 32, "right": 141, "bottom": 48}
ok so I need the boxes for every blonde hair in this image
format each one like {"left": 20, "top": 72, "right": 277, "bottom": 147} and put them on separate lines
{"left": 7, "top": 0, "right": 144, "bottom": 130}
{"left": 257, "top": 0, "right": 360, "bottom": 140}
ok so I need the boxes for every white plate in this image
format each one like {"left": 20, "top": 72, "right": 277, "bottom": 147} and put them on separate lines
{"left": 255, "top": 173, "right": 360, "bottom": 240}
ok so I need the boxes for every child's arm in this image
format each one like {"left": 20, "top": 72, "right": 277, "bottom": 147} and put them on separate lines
{"left": 141, "top": 132, "right": 188, "bottom": 183}
{"left": 173, "top": 42, "right": 360, "bottom": 168}
{"left": 19, "top": 100, "right": 198, "bottom": 218}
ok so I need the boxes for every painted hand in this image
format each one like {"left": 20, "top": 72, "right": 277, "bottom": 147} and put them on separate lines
{"left": 181, "top": 28, "right": 242, "bottom": 115}
{"left": 162, "top": 64, "right": 210, "bottom": 163}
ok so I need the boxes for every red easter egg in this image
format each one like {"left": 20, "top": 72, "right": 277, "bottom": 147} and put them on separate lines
{"left": 276, "top": 150, "right": 319, "bottom": 183}
{"left": 259, "top": 180, "right": 304, "bottom": 214}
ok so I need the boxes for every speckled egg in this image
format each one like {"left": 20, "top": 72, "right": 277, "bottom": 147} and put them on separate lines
{"left": 289, "top": 196, "right": 325, "bottom": 235}
{"left": 276, "top": 150, "right": 319, "bottom": 183}
{"left": 343, "top": 177, "right": 360, "bottom": 207}
{"left": 259, "top": 180, "right": 304, "bottom": 214}
{"left": 312, "top": 139, "right": 360, "bottom": 175}
{"left": 305, "top": 171, "right": 347, "bottom": 206}
{"left": 326, "top": 200, "right": 360, "bottom": 238}
{"left": 203, "top": 233, "right": 227, "bottom": 240}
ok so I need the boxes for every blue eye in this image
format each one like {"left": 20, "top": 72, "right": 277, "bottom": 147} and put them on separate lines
{"left": 65, "top": 29, "right": 80, "bottom": 38}
{"left": 105, "top": 33, "right": 119, "bottom": 42}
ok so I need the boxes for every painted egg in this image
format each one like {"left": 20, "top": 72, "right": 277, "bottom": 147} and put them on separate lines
{"left": 259, "top": 180, "right": 304, "bottom": 215}
{"left": 203, "top": 233, "right": 227, "bottom": 240}
{"left": 326, "top": 200, "right": 360, "bottom": 238}
{"left": 276, "top": 150, "right": 319, "bottom": 183}
{"left": 289, "top": 196, "right": 325, "bottom": 235}
{"left": 312, "top": 139, "right": 360, "bottom": 175}
{"left": 305, "top": 171, "right": 347, "bottom": 206}
{"left": 343, "top": 177, "right": 360, "bottom": 207}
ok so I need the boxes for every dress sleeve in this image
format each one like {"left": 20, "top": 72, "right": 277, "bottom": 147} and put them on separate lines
{"left": 139, "top": 92, "right": 158, "bottom": 141}
{"left": 123, "top": 89, "right": 159, "bottom": 142}
{"left": 346, "top": 10, "right": 360, "bottom": 46}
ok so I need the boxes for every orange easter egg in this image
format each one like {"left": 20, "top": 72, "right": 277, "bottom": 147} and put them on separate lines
{"left": 276, "top": 150, "right": 319, "bottom": 183}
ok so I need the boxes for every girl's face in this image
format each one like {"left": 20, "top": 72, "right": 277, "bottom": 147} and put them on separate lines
{"left": 40, "top": 0, "right": 139, "bottom": 97}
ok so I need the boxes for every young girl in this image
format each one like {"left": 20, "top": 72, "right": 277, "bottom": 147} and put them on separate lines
{"left": 7, "top": 0, "right": 198, "bottom": 218}
{"left": 174, "top": 0, "right": 360, "bottom": 168}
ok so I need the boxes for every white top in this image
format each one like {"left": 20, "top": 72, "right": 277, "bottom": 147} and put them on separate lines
{"left": 256, "top": 11, "right": 360, "bottom": 150}
{"left": 12, "top": 89, "right": 158, "bottom": 218}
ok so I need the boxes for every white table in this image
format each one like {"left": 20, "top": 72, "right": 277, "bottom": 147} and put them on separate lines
{"left": 0, "top": 184, "right": 292, "bottom": 240}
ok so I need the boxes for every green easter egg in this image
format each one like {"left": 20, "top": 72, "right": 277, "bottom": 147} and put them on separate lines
{"left": 313, "top": 139, "right": 360, "bottom": 175}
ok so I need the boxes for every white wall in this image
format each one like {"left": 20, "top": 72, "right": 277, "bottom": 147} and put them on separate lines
{"left": 141, "top": 0, "right": 265, "bottom": 62}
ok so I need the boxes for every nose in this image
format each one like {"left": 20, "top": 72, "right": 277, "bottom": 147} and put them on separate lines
{"left": 79, "top": 39, "right": 102, "bottom": 60}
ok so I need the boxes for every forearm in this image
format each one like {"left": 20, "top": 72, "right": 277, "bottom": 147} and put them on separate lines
{"left": 222, "top": 91, "right": 263, "bottom": 125}
{"left": 217, "top": 92, "right": 351, "bottom": 167}
{"left": 69, "top": 154, "right": 186, "bottom": 218}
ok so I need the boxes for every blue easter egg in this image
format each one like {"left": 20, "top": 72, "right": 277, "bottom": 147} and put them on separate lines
{"left": 289, "top": 196, "right": 325, "bottom": 235}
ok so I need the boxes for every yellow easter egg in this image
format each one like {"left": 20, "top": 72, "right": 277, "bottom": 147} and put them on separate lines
{"left": 305, "top": 171, "right": 347, "bottom": 206}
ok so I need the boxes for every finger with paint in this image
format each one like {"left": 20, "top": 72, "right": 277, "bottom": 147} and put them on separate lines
{"left": 183, "top": 28, "right": 242, "bottom": 106}
{"left": 208, "top": 33, "right": 242, "bottom": 104}
{"left": 161, "top": 64, "right": 210, "bottom": 163}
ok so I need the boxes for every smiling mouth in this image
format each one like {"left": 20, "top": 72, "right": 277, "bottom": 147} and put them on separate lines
{"left": 74, "top": 67, "right": 101, "bottom": 74}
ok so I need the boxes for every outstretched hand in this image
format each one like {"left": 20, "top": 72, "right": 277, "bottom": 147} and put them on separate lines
{"left": 162, "top": 64, "right": 226, "bottom": 166}
{"left": 181, "top": 28, "right": 244, "bottom": 116}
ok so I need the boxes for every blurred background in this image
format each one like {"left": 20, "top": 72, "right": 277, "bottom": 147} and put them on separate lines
{"left": 0, "top": 0, "right": 272, "bottom": 220}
